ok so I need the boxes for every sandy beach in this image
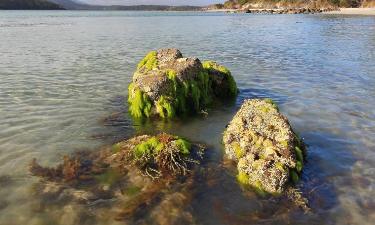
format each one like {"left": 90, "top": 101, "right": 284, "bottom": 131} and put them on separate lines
{"left": 324, "top": 8, "right": 375, "bottom": 15}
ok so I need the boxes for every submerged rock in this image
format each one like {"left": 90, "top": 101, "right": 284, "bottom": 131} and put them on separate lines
{"left": 223, "top": 99, "right": 305, "bottom": 194}
{"left": 128, "top": 48, "right": 238, "bottom": 118}
{"left": 29, "top": 133, "right": 205, "bottom": 223}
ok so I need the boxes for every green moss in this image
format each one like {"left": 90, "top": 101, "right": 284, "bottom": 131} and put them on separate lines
{"left": 128, "top": 83, "right": 152, "bottom": 118}
{"left": 155, "top": 95, "right": 175, "bottom": 118}
{"left": 174, "top": 138, "right": 191, "bottom": 155}
{"left": 237, "top": 172, "right": 250, "bottom": 185}
{"left": 133, "top": 137, "right": 161, "bottom": 158}
{"left": 137, "top": 51, "right": 158, "bottom": 71}
{"left": 233, "top": 142, "right": 244, "bottom": 159}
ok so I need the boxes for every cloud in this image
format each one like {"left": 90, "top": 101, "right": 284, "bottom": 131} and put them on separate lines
{"left": 78, "top": 0, "right": 224, "bottom": 6}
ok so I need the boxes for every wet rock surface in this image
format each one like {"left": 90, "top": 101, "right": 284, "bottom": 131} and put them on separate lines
{"left": 223, "top": 99, "right": 306, "bottom": 194}
{"left": 128, "top": 48, "right": 237, "bottom": 118}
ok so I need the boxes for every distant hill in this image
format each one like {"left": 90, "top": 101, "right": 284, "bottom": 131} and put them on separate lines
{"left": 0, "top": 0, "right": 203, "bottom": 11}
{"left": 0, "top": 0, "right": 63, "bottom": 9}
{"left": 48, "top": 0, "right": 203, "bottom": 10}
{"left": 48, "top": 0, "right": 91, "bottom": 9}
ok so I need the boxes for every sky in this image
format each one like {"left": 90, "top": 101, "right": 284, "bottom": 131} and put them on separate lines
{"left": 77, "top": 0, "right": 224, "bottom": 6}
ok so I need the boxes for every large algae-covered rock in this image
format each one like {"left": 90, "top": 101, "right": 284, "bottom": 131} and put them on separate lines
{"left": 128, "top": 48, "right": 238, "bottom": 118}
{"left": 223, "top": 99, "right": 305, "bottom": 194}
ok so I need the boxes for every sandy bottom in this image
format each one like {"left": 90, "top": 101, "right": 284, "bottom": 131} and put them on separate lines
{"left": 324, "top": 8, "right": 375, "bottom": 15}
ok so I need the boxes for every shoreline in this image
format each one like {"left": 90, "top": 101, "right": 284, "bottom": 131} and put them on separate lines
{"left": 205, "top": 7, "right": 375, "bottom": 15}
{"left": 323, "top": 8, "right": 375, "bottom": 15}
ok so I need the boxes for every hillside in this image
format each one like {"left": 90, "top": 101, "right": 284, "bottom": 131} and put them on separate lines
{"left": 48, "top": 0, "right": 82, "bottom": 9}
{"left": 45, "top": 0, "right": 203, "bottom": 10}
{"left": 0, "top": 0, "right": 63, "bottom": 9}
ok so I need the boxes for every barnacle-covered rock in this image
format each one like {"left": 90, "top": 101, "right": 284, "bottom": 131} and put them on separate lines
{"left": 128, "top": 48, "right": 238, "bottom": 118}
{"left": 223, "top": 99, "right": 305, "bottom": 194}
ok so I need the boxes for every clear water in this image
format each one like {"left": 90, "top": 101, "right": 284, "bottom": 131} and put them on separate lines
{"left": 0, "top": 10, "right": 374, "bottom": 225}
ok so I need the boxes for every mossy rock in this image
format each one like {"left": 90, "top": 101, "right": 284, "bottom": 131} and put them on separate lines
{"left": 223, "top": 99, "right": 306, "bottom": 194}
{"left": 30, "top": 133, "right": 205, "bottom": 183}
{"left": 29, "top": 133, "right": 206, "bottom": 223}
{"left": 128, "top": 48, "right": 238, "bottom": 118}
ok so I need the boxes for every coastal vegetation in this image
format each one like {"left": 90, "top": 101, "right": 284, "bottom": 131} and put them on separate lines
{"left": 0, "top": 0, "right": 62, "bottom": 10}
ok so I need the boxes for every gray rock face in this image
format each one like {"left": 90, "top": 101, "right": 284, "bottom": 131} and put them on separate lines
{"left": 223, "top": 99, "right": 305, "bottom": 194}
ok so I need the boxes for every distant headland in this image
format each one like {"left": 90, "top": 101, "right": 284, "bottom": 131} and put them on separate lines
{"left": 0, "top": 0, "right": 203, "bottom": 11}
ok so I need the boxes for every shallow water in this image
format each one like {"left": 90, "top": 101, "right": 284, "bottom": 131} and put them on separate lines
{"left": 0, "top": 10, "right": 375, "bottom": 225}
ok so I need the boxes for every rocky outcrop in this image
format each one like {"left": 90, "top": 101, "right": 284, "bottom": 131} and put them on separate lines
{"left": 220, "top": 0, "right": 343, "bottom": 14}
{"left": 223, "top": 99, "right": 305, "bottom": 194}
{"left": 246, "top": 8, "right": 332, "bottom": 14}
{"left": 128, "top": 48, "right": 238, "bottom": 118}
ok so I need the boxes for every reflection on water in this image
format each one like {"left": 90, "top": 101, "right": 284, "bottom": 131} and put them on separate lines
{"left": 0, "top": 11, "right": 374, "bottom": 225}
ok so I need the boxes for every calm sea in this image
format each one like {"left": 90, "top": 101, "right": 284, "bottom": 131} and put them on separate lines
{"left": 0, "top": 10, "right": 374, "bottom": 225}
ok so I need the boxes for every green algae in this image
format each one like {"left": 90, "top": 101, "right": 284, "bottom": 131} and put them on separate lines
{"left": 237, "top": 171, "right": 250, "bottom": 185}
{"left": 112, "top": 143, "right": 122, "bottom": 153}
{"left": 264, "top": 98, "right": 278, "bottom": 110}
{"left": 155, "top": 95, "right": 176, "bottom": 118}
{"left": 133, "top": 137, "right": 164, "bottom": 158}
{"left": 174, "top": 138, "right": 191, "bottom": 155}
{"left": 124, "top": 186, "right": 142, "bottom": 196}
{"left": 295, "top": 146, "right": 304, "bottom": 163}
{"left": 133, "top": 135, "right": 191, "bottom": 158}
{"left": 296, "top": 161, "right": 303, "bottom": 172}
{"left": 128, "top": 83, "right": 152, "bottom": 118}
{"left": 237, "top": 172, "right": 267, "bottom": 196}
{"left": 253, "top": 180, "right": 267, "bottom": 197}
{"left": 232, "top": 142, "right": 244, "bottom": 159}
{"left": 202, "top": 60, "right": 238, "bottom": 97}
{"left": 137, "top": 51, "right": 158, "bottom": 71}
{"left": 128, "top": 52, "right": 238, "bottom": 119}
{"left": 290, "top": 169, "right": 300, "bottom": 184}
{"left": 275, "top": 161, "right": 286, "bottom": 172}
{"left": 96, "top": 168, "right": 121, "bottom": 186}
